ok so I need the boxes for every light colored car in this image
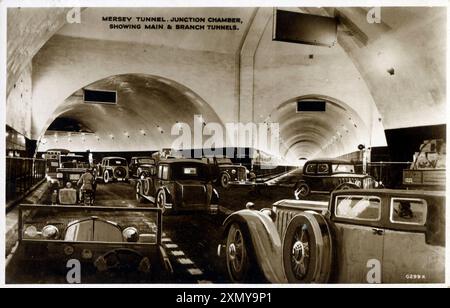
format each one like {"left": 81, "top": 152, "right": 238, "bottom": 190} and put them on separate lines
{"left": 218, "top": 189, "right": 445, "bottom": 283}
{"left": 96, "top": 157, "right": 129, "bottom": 183}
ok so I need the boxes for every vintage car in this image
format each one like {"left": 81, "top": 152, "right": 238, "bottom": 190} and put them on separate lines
{"left": 294, "top": 159, "right": 379, "bottom": 199}
{"left": 203, "top": 157, "right": 254, "bottom": 188}
{"left": 10, "top": 204, "right": 172, "bottom": 283}
{"left": 135, "top": 159, "right": 219, "bottom": 214}
{"left": 129, "top": 156, "right": 156, "bottom": 179}
{"left": 96, "top": 157, "right": 129, "bottom": 183}
{"left": 218, "top": 189, "right": 445, "bottom": 283}
{"left": 56, "top": 155, "right": 89, "bottom": 186}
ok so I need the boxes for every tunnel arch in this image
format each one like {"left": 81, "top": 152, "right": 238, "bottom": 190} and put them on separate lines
{"left": 268, "top": 94, "right": 374, "bottom": 163}
{"left": 37, "top": 73, "right": 224, "bottom": 152}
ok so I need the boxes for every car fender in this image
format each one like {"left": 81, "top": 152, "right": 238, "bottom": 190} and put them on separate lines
{"left": 159, "top": 186, "right": 173, "bottom": 204}
{"left": 223, "top": 210, "right": 288, "bottom": 283}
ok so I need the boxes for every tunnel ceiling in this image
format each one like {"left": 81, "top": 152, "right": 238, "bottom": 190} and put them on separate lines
{"left": 39, "top": 74, "right": 223, "bottom": 152}
{"left": 270, "top": 97, "right": 369, "bottom": 163}
{"left": 6, "top": 7, "right": 446, "bottom": 159}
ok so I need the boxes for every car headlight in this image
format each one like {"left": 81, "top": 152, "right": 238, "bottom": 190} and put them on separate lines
{"left": 123, "top": 227, "right": 139, "bottom": 242}
{"left": 56, "top": 173, "right": 63, "bottom": 179}
{"left": 231, "top": 169, "right": 236, "bottom": 174}
{"left": 24, "top": 225, "right": 39, "bottom": 238}
{"left": 42, "top": 225, "right": 59, "bottom": 239}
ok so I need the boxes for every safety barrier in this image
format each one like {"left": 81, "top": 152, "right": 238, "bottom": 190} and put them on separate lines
{"left": 5, "top": 157, "right": 46, "bottom": 204}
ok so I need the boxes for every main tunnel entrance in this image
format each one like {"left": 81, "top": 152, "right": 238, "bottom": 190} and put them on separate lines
{"left": 37, "top": 74, "right": 224, "bottom": 153}
{"left": 268, "top": 94, "right": 380, "bottom": 165}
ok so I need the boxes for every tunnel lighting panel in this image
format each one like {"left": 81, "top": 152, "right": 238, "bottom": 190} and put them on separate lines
{"left": 83, "top": 89, "right": 117, "bottom": 105}
{"left": 297, "top": 100, "right": 326, "bottom": 112}
{"left": 273, "top": 10, "right": 337, "bottom": 47}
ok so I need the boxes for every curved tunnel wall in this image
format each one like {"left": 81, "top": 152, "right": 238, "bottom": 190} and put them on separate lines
{"left": 37, "top": 74, "right": 224, "bottom": 152}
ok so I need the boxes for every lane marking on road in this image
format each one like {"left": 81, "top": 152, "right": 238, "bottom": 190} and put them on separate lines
{"left": 171, "top": 250, "right": 185, "bottom": 257}
{"left": 177, "top": 258, "right": 194, "bottom": 265}
{"left": 197, "top": 280, "right": 213, "bottom": 284}
{"left": 187, "top": 268, "right": 204, "bottom": 276}
{"left": 164, "top": 243, "right": 179, "bottom": 249}
{"left": 160, "top": 233, "right": 208, "bottom": 283}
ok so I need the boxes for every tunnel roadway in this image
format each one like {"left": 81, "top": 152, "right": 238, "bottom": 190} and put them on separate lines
{"left": 6, "top": 170, "right": 329, "bottom": 284}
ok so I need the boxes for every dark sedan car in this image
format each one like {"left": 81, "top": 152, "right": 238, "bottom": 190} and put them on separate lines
{"left": 129, "top": 156, "right": 156, "bottom": 179}
{"left": 294, "top": 159, "right": 379, "bottom": 199}
{"left": 136, "top": 159, "right": 219, "bottom": 214}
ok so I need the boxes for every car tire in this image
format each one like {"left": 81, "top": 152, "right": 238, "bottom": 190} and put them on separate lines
{"left": 144, "top": 178, "right": 152, "bottom": 195}
{"left": 103, "top": 171, "right": 110, "bottom": 184}
{"left": 282, "top": 212, "right": 333, "bottom": 283}
{"left": 136, "top": 181, "right": 145, "bottom": 203}
{"left": 156, "top": 189, "right": 166, "bottom": 210}
{"left": 225, "top": 223, "right": 260, "bottom": 283}
{"left": 294, "top": 182, "right": 310, "bottom": 199}
{"left": 220, "top": 173, "right": 231, "bottom": 189}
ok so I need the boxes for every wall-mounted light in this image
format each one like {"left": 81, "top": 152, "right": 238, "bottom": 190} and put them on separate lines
{"left": 140, "top": 129, "right": 147, "bottom": 136}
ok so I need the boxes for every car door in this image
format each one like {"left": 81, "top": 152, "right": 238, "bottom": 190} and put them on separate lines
{"left": 303, "top": 163, "right": 319, "bottom": 190}
{"left": 331, "top": 194, "right": 385, "bottom": 283}
{"left": 382, "top": 197, "right": 445, "bottom": 283}
{"left": 155, "top": 164, "right": 169, "bottom": 193}
{"left": 129, "top": 159, "right": 136, "bottom": 176}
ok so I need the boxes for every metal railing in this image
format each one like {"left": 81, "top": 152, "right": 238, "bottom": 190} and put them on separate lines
{"left": 6, "top": 157, "right": 46, "bottom": 204}
{"left": 355, "top": 161, "right": 412, "bottom": 188}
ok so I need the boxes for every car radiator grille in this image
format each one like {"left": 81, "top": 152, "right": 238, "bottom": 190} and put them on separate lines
{"left": 337, "top": 177, "right": 363, "bottom": 187}
{"left": 237, "top": 168, "right": 247, "bottom": 181}
{"left": 275, "top": 208, "right": 298, "bottom": 240}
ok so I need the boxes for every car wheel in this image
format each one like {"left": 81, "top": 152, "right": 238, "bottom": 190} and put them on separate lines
{"left": 103, "top": 171, "right": 110, "bottom": 184}
{"left": 282, "top": 212, "right": 333, "bottom": 283}
{"left": 144, "top": 178, "right": 152, "bottom": 195}
{"left": 156, "top": 190, "right": 166, "bottom": 210}
{"left": 220, "top": 173, "right": 231, "bottom": 189}
{"left": 225, "top": 223, "right": 258, "bottom": 283}
{"left": 136, "top": 181, "right": 145, "bottom": 203}
{"left": 294, "top": 182, "right": 310, "bottom": 199}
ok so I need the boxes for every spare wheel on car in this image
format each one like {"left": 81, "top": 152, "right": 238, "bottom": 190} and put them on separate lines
{"left": 282, "top": 211, "right": 333, "bottom": 283}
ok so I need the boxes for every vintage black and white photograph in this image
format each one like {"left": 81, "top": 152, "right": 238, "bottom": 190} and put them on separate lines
{"left": 2, "top": 0, "right": 448, "bottom": 286}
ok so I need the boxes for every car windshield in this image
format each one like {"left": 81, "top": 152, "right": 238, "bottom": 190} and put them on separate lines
{"left": 60, "top": 156, "right": 88, "bottom": 168}
{"left": 137, "top": 158, "right": 154, "bottom": 164}
{"left": 332, "top": 164, "right": 355, "bottom": 173}
{"left": 109, "top": 159, "right": 127, "bottom": 166}
{"left": 20, "top": 205, "right": 161, "bottom": 245}
{"left": 171, "top": 163, "right": 209, "bottom": 181}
